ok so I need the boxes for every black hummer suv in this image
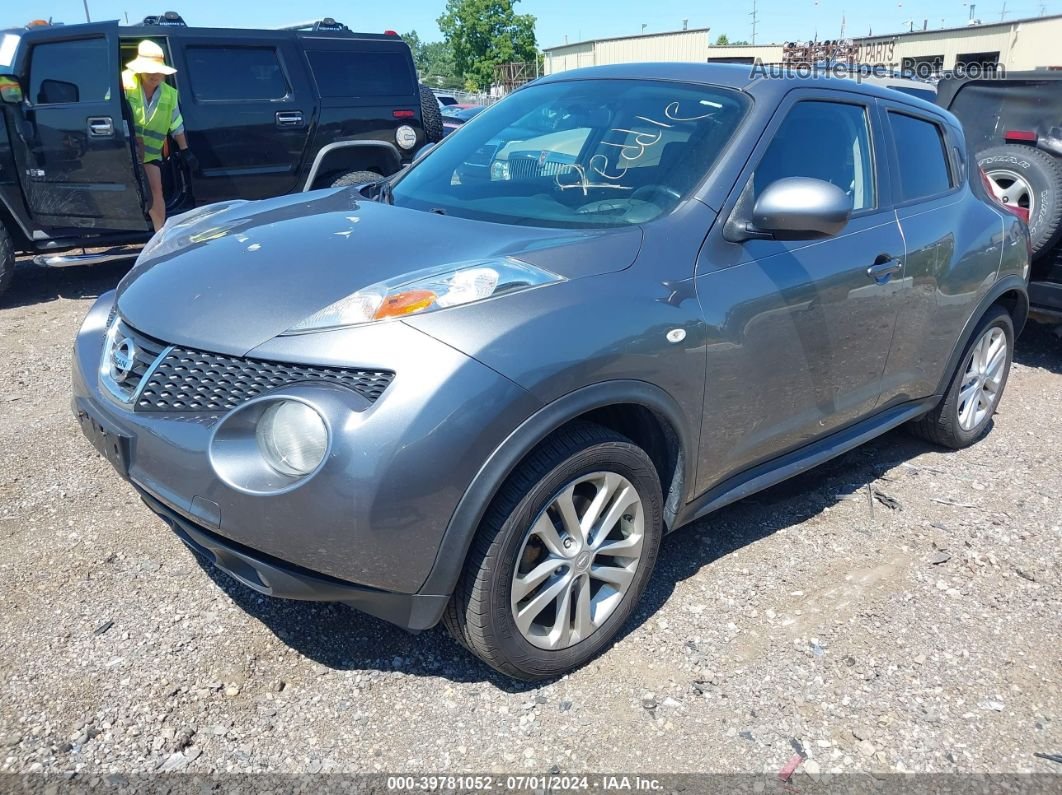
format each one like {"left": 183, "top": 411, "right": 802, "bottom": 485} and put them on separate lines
{"left": 0, "top": 13, "right": 443, "bottom": 298}
{"left": 936, "top": 72, "right": 1062, "bottom": 322}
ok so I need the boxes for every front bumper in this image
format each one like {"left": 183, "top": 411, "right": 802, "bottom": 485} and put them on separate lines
{"left": 72, "top": 292, "right": 540, "bottom": 628}
{"left": 138, "top": 489, "right": 448, "bottom": 629}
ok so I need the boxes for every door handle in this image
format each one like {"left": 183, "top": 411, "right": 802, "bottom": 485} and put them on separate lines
{"left": 275, "top": 111, "right": 304, "bottom": 128}
{"left": 867, "top": 254, "right": 902, "bottom": 283}
{"left": 87, "top": 116, "right": 114, "bottom": 137}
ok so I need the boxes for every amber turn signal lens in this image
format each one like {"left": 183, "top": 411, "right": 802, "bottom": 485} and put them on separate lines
{"left": 373, "top": 289, "right": 437, "bottom": 319}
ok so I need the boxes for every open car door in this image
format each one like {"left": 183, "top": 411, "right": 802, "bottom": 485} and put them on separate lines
{"left": 14, "top": 21, "right": 149, "bottom": 232}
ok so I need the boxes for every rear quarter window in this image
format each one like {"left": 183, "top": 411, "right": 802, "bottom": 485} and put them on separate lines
{"left": 185, "top": 46, "right": 290, "bottom": 101}
{"left": 306, "top": 49, "right": 415, "bottom": 98}
{"left": 889, "top": 112, "right": 954, "bottom": 202}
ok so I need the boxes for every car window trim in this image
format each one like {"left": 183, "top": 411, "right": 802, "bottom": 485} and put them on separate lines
{"left": 724, "top": 89, "right": 888, "bottom": 231}
{"left": 883, "top": 106, "right": 961, "bottom": 208}
{"left": 26, "top": 34, "right": 109, "bottom": 108}
{"left": 181, "top": 42, "right": 295, "bottom": 104}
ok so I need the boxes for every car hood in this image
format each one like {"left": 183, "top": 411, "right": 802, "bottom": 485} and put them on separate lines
{"left": 116, "top": 189, "right": 644, "bottom": 356}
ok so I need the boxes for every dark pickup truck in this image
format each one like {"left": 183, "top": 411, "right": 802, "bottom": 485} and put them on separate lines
{"left": 0, "top": 14, "right": 441, "bottom": 298}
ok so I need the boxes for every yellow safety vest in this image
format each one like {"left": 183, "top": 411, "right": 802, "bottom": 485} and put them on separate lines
{"left": 122, "top": 70, "right": 181, "bottom": 163}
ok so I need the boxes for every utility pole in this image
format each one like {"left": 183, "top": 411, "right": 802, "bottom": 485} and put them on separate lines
{"left": 749, "top": 0, "right": 759, "bottom": 45}
{"left": 82, "top": 0, "right": 91, "bottom": 21}
{"left": 1000, "top": 0, "right": 1007, "bottom": 21}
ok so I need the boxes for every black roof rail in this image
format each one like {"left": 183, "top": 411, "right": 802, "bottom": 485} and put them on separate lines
{"left": 138, "top": 11, "right": 187, "bottom": 27}
{"left": 277, "top": 17, "right": 350, "bottom": 32}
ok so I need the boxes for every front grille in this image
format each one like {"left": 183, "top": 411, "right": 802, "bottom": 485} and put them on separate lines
{"left": 508, "top": 154, "right": 574, "bottom": 180}
{"left": 135, "top": 347, "right": 394, "bottom": 412}
{"left": 102, "top": 320, "right": 169, "bottom": 402}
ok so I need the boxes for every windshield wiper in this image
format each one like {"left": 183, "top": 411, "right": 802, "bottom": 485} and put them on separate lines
{"left": 373, "top": 178, "right": 394, "bottom": 205}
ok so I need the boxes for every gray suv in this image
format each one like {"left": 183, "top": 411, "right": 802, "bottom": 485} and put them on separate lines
{"left": 72, "top": 64, "right": 1030, "bottom": 680}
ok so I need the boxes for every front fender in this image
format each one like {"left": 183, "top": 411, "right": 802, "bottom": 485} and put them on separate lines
{"left": 417, "top": 379, "right": 695, "bottom": 597}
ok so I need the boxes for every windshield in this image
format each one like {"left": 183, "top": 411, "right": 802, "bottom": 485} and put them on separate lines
{"left": 443, "top": 106, "right": 484, "bottom": 121}
{"left": 392, "top": 79, "right": 749, "bottom": 228}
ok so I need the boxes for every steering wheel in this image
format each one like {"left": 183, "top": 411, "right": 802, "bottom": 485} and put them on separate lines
{"left": 631, "top": 184, "right": 682, "bottom": 203}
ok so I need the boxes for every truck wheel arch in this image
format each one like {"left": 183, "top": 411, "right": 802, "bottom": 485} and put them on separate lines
{"left": 302, "top": 141, "right": 403, "bottom": 191}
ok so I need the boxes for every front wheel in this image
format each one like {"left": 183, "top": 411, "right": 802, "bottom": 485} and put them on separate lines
{"left": 909, "top": 305, "right": 1015, "bottom": 449}
{"left": 444, "top": 423, "right": 663, "bottom": 680}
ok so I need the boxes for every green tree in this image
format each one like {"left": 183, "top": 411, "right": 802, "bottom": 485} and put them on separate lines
{"left": 401, "top": 30, "right": 424, "bottom": 65}
{"left": 715, "top": 33, "right": 730, "bottom": 45}
{"left": 438, "top": 0, "right": 538, "bottom": 91}
{"left": 402, "top": 30, "right": 463, "bottom": 89}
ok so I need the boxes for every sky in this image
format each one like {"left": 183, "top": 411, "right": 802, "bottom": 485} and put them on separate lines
{"left": 4, "top": 0, "right": 1061, "bottom": 49}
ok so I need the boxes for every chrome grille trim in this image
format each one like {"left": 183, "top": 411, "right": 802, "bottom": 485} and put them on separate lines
{"left": 100, "top": 318, "right": 172, "bottom": 405}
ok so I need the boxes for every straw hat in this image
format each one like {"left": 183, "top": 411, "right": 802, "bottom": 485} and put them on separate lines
{"left": 125, "top": 40, "right": 177, "bottom": 75}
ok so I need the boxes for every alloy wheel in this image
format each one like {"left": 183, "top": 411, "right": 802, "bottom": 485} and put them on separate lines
{"left": 510, "top": 472, "right": 645, "bottom": 650}
{"left": 957, "top": 326, "right": 1008, "bottom": 432}
{"left": 985, "top": 168, "right": 1035, "bottom": 221}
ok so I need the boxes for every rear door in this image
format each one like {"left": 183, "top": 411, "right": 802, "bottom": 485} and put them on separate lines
{"left": 876, "top": 103, "right": 1006, "bottom": 405}
{"left": 170, "top": 35, "right": 312, "bottom": 203}
{"left": 15, "top": 22, "right": 148, "bottom": 231}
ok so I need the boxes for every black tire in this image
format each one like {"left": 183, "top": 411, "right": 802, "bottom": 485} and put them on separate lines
{"left": 0, "top": 221, "right": 14, "bottom": 301}
{"left": 909, "top": 305, "right": 1015, "bottom": 449}
{"left": 443, "top": 422, "right": 663, "bottom": 680}
{"left": 330, "top": 170, "right": 383, "bottom": 188}
{"left": 978, "top": 144, "right": 1062, "bottom": 259}
{"left": 419, "top": 84, "right": 444, "bottom": 144}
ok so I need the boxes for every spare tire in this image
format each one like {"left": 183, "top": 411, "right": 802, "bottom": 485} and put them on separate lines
{"left": 419, "top": 84, "right": 444, "bottom": 144}
{"left": 978, "top": 144, "right": 1062, "bottom": 259}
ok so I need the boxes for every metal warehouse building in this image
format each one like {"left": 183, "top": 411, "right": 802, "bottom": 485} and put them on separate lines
{"left": 543, "top": 28, "right": 710, "bottom": 75}
{"left": 543, "top": 14, "right": 1062, "bottom": 75}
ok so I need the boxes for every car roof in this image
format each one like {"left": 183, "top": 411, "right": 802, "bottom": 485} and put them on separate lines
{"left": 536, "top": 62, "right": 950, "bottom": 119}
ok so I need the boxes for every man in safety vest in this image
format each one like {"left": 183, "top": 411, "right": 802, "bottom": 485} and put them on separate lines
{"left": 122, "top": 40, "right": 196, "bottom": 231}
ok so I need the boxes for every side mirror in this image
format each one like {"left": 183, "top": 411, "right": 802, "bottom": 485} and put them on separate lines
{"left": 0, "top": 74, "right": 23, "bottom": 104}
{"left": 414, "top": 142, "right": 436, "bottom": 163}
{"left": 751, "top": 177, "right": 853, "bottom": 239}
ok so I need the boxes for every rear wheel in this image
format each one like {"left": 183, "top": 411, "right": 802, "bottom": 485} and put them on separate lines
{"left": 979, "top": 144, "right": 1062, "bottom": 259}
{"left": 0, "top": 222, "right": 14, "bottom": 301}
{"left": 909, "top": 305, "right": 1014, "bottom": 449}
{"left": 330, "top": 170, "right": 383, "bottom": 189}
{"left": 419, "top": 84, "right": 444, "bottom": 144}
{"left": 444, "top": 422, "right": 663, "bottom": 680}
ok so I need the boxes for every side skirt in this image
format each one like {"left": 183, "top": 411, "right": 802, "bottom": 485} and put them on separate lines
{"left": 674, "top": 396, "right": 940, "bottom": 530}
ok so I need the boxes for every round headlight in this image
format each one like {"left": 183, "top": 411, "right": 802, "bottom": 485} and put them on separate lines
{"left": 255, "top": 401, "right": 328, "bottom": 477}
{"left": 396, "top": 124, "right": 417, "bottom": 150}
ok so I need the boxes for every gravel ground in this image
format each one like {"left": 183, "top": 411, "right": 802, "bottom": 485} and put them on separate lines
{"left": 0, "top": 261, "right": 1060, "bottom": 778}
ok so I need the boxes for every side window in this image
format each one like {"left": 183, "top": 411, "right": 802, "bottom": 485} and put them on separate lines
{"left": 889, "top": 112, "right": 953, "bottom": 201}
{"left": 184, "top": 46, "right": 289, "bottom": 101}
{"left": 754, "top": 100, "right": 875, "bottom": 211}
{"left": 306, "top": 50, "right": 415, "bottom": 98}
{"left": 29, "top": 38, "right": 109, "bottom": 105}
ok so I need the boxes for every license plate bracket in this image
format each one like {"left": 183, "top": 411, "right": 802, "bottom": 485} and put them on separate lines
{"left": 77, "top": 408, "right": 131, "bottom": 478}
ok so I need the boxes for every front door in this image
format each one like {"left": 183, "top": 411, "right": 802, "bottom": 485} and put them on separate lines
{"left": 694, "top": 94, "right": 908, "bottom": 492}
{"left": 15, "top": 22, "right": 148, "bottom": 232}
